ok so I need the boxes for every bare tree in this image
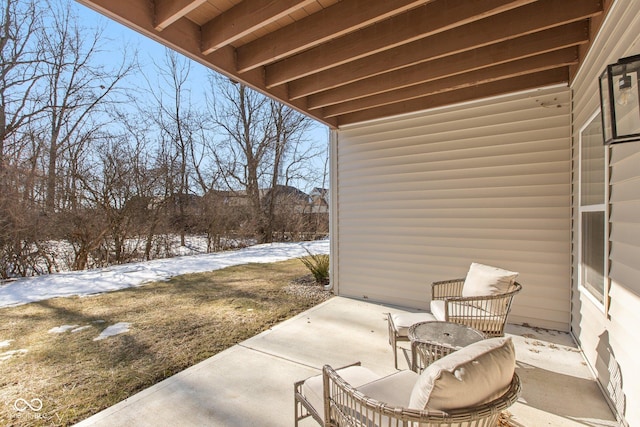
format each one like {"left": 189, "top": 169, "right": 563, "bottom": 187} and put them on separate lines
{"left": 208, "top": 76, "right": 318, "bottom": 243}
{"left": 112, "top": 110, "right": 168, "bottom": 260}
{"left": 0, "top": 0, "right": 44, "bottom": 172}
{"left": 0, "top": 0, "right": 47, "bottom": 277}
{"left": 262, "top": 102, "right": 315, "bottom": 240}
{"left": 0, "top": 1, "right": 329, "bottom": 275}
{"left": 142, "top": 49, "right": 208, "bottom": 246}
{"left": 38, "top": 0, "right": 134, "bottom": 212}
{"left": 209, "top": 78, "right": 270, "bottom": 242}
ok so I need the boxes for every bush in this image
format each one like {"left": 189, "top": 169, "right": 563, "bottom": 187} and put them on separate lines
{"left": 299, "top": 251, "right": 329, "bottom": 285}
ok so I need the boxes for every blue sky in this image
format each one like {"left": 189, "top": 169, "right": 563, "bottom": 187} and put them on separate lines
{"left": 71, "top": 1, "right": 330, "bottom": 191}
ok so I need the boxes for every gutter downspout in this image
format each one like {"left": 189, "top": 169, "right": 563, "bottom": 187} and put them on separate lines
{"left": 326, "top": 128, "right": 339, "bottom": 293}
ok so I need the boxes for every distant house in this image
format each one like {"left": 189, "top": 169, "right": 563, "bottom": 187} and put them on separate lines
{"left": 205, "top": 189, "right": 250, "bottom": 207}
{"left": 309, "top": 188, "right": 329, "bottom": 214}
{"left": 261, "top": 185, "right": 311, "bottom": 214}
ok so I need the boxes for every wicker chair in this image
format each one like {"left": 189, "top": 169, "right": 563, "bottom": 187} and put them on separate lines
{"left": 387, "top": 278, "right": 522, "bottom": 368}
{"left": 431, "top": 278, "right": 522, "bottom": 337}
{"left": 322, "top": 365, "right": 520, "bottom": 427}
{"left": 387, "top": 311, "right": 435, "bottom": 369}
{"left": 295, "top": 337, "right": 522, "bottom": 427}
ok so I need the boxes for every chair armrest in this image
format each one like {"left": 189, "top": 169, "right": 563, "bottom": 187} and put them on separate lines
{"left": 294, "top": 361, "right": 362, "bottom": 389}
{"left": 294, "top": 361, "right": 362, "bottom": 426}
{"left": 432, "top": 279, "right": 465, "bottom": 300}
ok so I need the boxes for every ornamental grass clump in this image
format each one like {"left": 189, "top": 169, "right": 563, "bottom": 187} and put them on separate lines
{"left": 299, "top": 251, "right": 330, "bottom": 285}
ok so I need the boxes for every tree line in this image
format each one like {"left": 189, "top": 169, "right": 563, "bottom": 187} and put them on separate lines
{"left": 0, "top": 0, "right": 329, "bottom": 278}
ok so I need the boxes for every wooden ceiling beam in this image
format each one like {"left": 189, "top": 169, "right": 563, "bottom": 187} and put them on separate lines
{"left": 322, "top": 48, "right": 578, "bottom": 118}
{"left": 201, "top": 0, "right": 316, "bottom": 55}
{"left": 77, "top": 0, "right": 606, "bottom": 127}
{"left": 154, "top": 0, "right": 207, "bottom": 31}
{"left": 336, "top": 68, "right": 569, "bottom": 126}
{"left": 307, "top": 22, "right": 589, "bottom": 109}
{"left": 74, "top": 0, "right": 337, "bottom": 128}
{"left": 265, "top": 0, "right": 534, "bottom": 88}
{"left": 235, "top": 0, "right": 429, "bottom": 73}
{"left": 570, "top": 0, "right": 614, "bottom": 81}
{"left": 288, "top": 0, "right": 603, "bottom": 99}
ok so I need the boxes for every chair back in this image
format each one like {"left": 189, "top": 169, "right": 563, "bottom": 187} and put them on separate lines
{"left": 444, "top": 282, "right": 522, "bottom": 337}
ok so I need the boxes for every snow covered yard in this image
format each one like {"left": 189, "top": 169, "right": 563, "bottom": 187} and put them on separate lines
{"left": 0, "top": 241, "right": 330, "bottom": 426}
{"left": 0, "top": 239, "right": 329, "bottom": 308}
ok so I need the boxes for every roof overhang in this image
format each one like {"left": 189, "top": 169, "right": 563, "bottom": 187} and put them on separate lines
{"left": 76, "top": 0, "right": 612, "bottom": 128}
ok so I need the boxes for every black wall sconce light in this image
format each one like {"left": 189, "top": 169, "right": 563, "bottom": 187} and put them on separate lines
{"left": 599, "top": 54, "right": 640, "bottom": 144}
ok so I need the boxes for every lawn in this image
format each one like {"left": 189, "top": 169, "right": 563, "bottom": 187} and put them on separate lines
{"left": 0, "top": 259, "right": 330, "bottom": 426}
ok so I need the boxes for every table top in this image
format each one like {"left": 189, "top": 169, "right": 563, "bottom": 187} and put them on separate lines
{"left": 408, "top": 321, "right": 484, "bottom": 349}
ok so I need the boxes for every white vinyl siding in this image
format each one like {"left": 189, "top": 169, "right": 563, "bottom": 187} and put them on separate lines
{"left": 570, "top": 0, "right": 640, "bottom": 425}
{"left": 333, "top": 85, "right": 571, "bottom": 331}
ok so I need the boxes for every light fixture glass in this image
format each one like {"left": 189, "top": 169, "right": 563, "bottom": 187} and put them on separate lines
{"left": 616, "top": 73, "right": 634, "bottom": 106}
{"left": 599, "top": 54, "right": 640, "bottom": 144}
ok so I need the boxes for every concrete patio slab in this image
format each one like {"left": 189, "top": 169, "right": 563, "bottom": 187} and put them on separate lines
{"left": 75, "top": 297, "right": 617, "bottom": 427}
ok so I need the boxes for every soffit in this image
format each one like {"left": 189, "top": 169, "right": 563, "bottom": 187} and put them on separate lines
{"left": 76, "top": 0, "right": 611, "bottom": 128}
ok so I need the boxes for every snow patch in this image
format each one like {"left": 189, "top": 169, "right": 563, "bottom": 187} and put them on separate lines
{"left": 0, "top": 349, "right": 28, "bottom": 361}
{"left": 94, "top": 322, "right": 131, "bottom": 341}
{"left": 48, "top": 325, "right": 79, "bottom": 334}
{"left": 72, "top": 325, "right": 92, "bottom": 333}
{"left": 0, "top": 339, "right": 13, "bottom": 348}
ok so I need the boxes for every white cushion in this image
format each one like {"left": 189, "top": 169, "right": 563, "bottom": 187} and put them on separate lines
{"left": 408, "top": 336, "right": 516, "bottom": 411}
{"left": 347, "top": 370, "right": 422, "bottom": 426}
{"left": 429, "top": 300, "right": 446, "bottom": 321}
{"left": 356, "top": 370, "right": 419, "bottom": 407}
{"left": 302, "top": 366, "right": 379, "bottom": 421}
{"left": 462, "top": 263, "right": 518, "bottom": 298}
{"left": 390, "top": 312, "right": 437, "bottom": 337}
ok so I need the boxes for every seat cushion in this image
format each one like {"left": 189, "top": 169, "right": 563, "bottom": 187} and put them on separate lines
{"left": 429, "top": 300, "right": 446, "bottom": 321}
{"left": 356, "top": 370, "right": 419, "bottom": 407}
{"left": 462, "top": 262, "right": 518, "bottom": 298}
{"left": 332, "top": 370, "right": 421, "bottom": 426}
{"left": 302, "top": 365, "right": 379, "bottom": 421}
{"left": 408, "top": 336, "right": 516, "bottom": 411}
{"left": 390, "top": 312, "right": 437, "bottom": 337}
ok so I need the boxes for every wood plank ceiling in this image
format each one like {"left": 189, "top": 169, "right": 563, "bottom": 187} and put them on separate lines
{"left": 76, "top": 0, "right": 608, "bottom": 128}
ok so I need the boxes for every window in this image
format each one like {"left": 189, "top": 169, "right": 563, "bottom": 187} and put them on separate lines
{"left": 579, "top": 113, "right": 607, "bottom": 306}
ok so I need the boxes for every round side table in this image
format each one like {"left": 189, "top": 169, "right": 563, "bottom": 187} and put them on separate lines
{"left": 408, "top": 321, "right": 485, "bottom": 372}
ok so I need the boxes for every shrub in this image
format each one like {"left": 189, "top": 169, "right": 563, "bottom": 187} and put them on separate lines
{"left": 299, "top": 251, "right": 329, "bottom": 285}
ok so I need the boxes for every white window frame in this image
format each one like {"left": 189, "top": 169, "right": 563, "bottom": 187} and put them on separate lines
{"left": 577, "top": 110, "right": 609, "bottom": 313}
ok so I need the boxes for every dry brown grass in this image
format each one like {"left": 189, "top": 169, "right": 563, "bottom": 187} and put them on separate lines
{"left": 0, "top": 260, "right": 330, "bottom": 426}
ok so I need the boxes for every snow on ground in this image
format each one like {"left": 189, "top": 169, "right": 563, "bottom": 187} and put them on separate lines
{"left": 48, "top": 325, "right": 80, "bottom": 334}
{"left": 31, "top": 235, "right": 253, "bottom": 274}
{"left": 0, "top": 240, "right": 329, "bottom": 309}
{"left": 0, "top": 349, "right": 28, "bottom": 361}
{"left": 93, "top": 323, "right": 131, "bottom": 341}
